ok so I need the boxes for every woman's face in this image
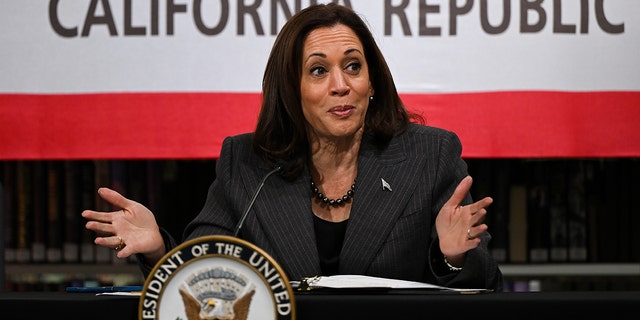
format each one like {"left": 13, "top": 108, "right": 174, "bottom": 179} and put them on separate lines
{"left": 300, "top": 24, "right": 374, "bottom": 142}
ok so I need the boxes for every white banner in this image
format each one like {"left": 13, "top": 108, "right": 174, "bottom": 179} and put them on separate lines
{"left": 1, "top": 0, "right": 638, "bottom": 94}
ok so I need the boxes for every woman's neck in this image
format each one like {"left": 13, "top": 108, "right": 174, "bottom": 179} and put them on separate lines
{"left": 309, "top": 150, "right": 358, "bottom": 223}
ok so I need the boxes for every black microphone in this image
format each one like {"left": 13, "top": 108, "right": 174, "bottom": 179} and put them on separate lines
{"left": 232, "top": 161, "right": 287, "bottom": 238}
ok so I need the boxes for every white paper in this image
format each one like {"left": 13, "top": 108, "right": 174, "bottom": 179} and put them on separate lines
{"left": 96, "top": 292, "right": 142, "bottom": 296}
{"left": 294, "top": 275, "right": 489, "bottom": 292}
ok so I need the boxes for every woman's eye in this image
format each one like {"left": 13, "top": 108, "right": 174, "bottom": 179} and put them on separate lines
{"left": 310, "top": 66, "right": 327, "bottom": 76}
{"left": 346, "top": 62, "right": 362, "bottom": 73}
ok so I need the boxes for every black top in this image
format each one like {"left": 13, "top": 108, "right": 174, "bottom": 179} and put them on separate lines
{"left": 313, "top": 215, "right": 348, "bottom": 275}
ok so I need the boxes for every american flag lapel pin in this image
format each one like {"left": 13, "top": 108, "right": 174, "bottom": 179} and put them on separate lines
{"left": 381, "top": 178, "right": 392, "bottom": 192}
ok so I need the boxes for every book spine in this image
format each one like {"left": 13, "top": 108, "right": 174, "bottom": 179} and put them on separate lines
{"left": 629, "top": 159, "right": 640, "bottom": 262}
{"left": 488, "top": 160, "right": 509, "bottom": 263}
{"left": 46, "top": 161, "right": 63, "bottom": 263}
{"left": 15, "top": 161, "right": 33, "bottom": 263}
{"left": 109, "top": 160, "right": 128, "bottom": 265}
{"left": 613, "top": 159, "right": 631, "bottom": 262}
{"left": 125, "top": 160, "right": 150, "bottom": 264}
{"left": 508, "top": 184, "right": 528, "bottom": 263}
{"left": 595, "top": 159, "right": 619, "bottom": 262}
{"left": 548, "top": 161, "right": 569, "bottom": 262}
{"left": 31, "top": 161, "right": 47, "bottom": 263}
{"left": 585, "top": 160, "right": 600, "bottom": 262}
{"left": 526, "top": 161, "right": 550, "bottom": 263}
{"left": 79, "top": 160, "right": 96, "bottom": 264}
{"left": 567, "top": 161, "right": 588, "bottom": 262}
{"left": 63, "top": 161, "right": 80, "bottom": 263}
{"left": 93, "top": 160, "right": 113, "bottom": 264}
{"left": 3, "top": 161, "right": 17, "bottom": 264}
{"left": 469, "top": 159, "right": 508, "bottom": 263}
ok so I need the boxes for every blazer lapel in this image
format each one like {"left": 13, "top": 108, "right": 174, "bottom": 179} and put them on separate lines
{"left": 339, "top": 137, "right": 423, "bottom": 274}
{"left": 234, "top": 133, "right": 425, "bottom": 278}
{"left": 242, "top": 166, "right": 321, "bottom": 279}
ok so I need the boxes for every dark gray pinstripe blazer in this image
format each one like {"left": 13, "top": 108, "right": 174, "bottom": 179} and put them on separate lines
{"left": 175, "top": 123, "right": 502, "bottom": 291}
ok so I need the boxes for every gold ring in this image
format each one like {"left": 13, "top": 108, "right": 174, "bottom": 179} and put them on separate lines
{"left": 114, "top": 236, "right": 124, "bottom": 251}
{"left": 467, "top": 228, "right": 473, "bottom": 240}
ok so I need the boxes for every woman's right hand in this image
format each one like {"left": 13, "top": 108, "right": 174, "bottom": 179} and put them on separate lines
{"left": 82, "top": 187, "right": 166, "bottom": 265}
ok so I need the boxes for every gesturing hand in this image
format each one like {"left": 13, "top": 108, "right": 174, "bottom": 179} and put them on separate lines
{"left": 82, "top": 187, "right": 166, "bottom": 262}
{"left": 435, "top": 176, "right": 493, "bottom": 266}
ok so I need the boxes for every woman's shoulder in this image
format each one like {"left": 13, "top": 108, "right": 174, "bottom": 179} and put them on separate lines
{"left": 219, "top": 132, "right": 256, "bottom": 160}
{"left": 221, "top": 132, "right": 254, "bottom": 150}
{"left": 223, "top": 132, "right": 253, "bottom": 143}
{"left": 403, "top": 122, "right": 460, "bottom": 141}
{"left": 393, "top": 123, "right": 463, "bottom": 156}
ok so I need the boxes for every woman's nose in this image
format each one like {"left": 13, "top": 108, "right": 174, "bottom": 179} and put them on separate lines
{"left": 330, "top": 71, "right": 350, "bottom": 96}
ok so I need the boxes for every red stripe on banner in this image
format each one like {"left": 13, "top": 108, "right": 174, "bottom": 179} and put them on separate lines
{"left": 0, "top": 93, "right": 261, "bottom": 160}
{"left": 1, "top": 91, "right": 638, "bottom": 159}
{"left": 401, "top": 91, "right": 640, "bottom": 158}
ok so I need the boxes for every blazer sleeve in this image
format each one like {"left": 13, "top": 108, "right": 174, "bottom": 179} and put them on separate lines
{"left": 428, "top": 130, "right": 504, "bottom": 291}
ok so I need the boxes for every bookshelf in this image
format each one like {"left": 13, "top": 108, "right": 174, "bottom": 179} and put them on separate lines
{"left": 2, "top": 158, "right": 639, "bottom": 291}
{"left": 466, "top": 158, "right": 640, "bottom": 291}
{"left": 1, "top": 159, "right": 215, "bottom": 291}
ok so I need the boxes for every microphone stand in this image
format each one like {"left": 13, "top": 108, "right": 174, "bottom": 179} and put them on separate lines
{"left": 232, "top": 163, "right": 284, "bottom": 238}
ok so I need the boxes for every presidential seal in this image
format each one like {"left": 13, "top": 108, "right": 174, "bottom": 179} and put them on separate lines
{"left": 138, "top": 235, "right": 295, "bottom": 320}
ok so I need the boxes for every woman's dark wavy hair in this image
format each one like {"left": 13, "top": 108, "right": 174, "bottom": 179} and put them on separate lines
{"left": 253, "top": 3, "right": 422, "bottom": 180}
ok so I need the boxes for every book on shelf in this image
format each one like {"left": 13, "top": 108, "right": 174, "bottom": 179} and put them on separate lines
{"left": 126, "top": 161, "right": 149, "bottom": 208}
{"left": 63, "top": 161, "right": 80, "bottom": 263}
{"left": 526, "top": 161, "right": 550, "bottom": 263}
{"left": 489, "top": 169, "right": 509, "bottom": 263}
{"left": 593, "top": 159, "right": 620, "bottom": 262}
{"left": 469, "top": 159, "right": 508, "bottom": 263}
{"left": 621, "top": 159, "right": 635, "bottom": 263}
{"left": 124, "top": 160, "right": 151, "bottom": 264}
{"left": 508, "top": 184, "right": 527, "bottom": 263}
{"left": 46, "top": 161, "right": 63, "bottom": 263}
{"left": 549, "top": 206, "right": 569, "bottom": 262}
{"left": 585, "top": 161, "right": 600, "bottom": 263}
{"left": 150, "top": 160, "right": 191, "bottom": 242}
{"left": 0, "top": 173, "right": 3, "bottom": 265}
{"left": 79, "top": 160, "right": 96, "bottom": 264}
{"left": 567, "top": 161, "right": 588, "bottom": 262}
{"left": 31, "top": 161, "right": 47, "bottom": 263}
{"left": 109, "top": 160, "right": 128, "bottom": 199}
{"left": 604, "top": 159, "right": 632, "bottom": 262}
{"left": 2, "top": 161, "right": 17, "bottom": 263}
{"left": 630, "top": 159, "right": 640, "bottom": 263}
{"left": 145, "top": 161, "right": 161, "bottom": 216}
{"left": 548, "top": 161, "right": 569, "bottom": 262}
{"left": 15, "top": 161, "right": 33, "bottom": 263}
{"left": 109, "top": 160, "right": 131, "bottom": 265}
{"left": 94, "top": 160, "right": 113, "bottom": 264}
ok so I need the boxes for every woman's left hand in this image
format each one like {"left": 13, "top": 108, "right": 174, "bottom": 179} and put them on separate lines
{"left": 435, "top": 176, "right": 493, "bottom": 266}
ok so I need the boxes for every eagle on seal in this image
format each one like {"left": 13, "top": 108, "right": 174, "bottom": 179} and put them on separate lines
{"left": 180, "top": 287, "right": 255, "bottom": 320}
